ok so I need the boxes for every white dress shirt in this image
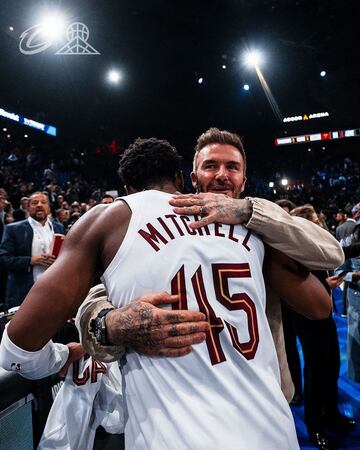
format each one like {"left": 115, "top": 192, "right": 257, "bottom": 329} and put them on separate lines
{"left": 28, "top": 216, "right": 54, "bottom": 282}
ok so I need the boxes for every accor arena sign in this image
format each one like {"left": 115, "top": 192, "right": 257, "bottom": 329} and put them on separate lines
{"left": 283, "top": 112, "right": 329, "bottom": 123}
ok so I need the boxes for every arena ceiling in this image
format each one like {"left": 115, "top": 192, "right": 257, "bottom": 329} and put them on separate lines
{"left": 0, "top": 0, "right": 359, "bottom": 157}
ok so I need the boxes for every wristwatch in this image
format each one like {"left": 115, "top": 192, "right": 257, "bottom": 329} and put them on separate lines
{"left": 91, "top": 308, "right": 114, "bottom": 346}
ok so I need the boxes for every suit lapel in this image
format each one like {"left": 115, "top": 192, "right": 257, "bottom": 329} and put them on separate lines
{"left": 24, "top": 221, "right": 34, "bottom": 255}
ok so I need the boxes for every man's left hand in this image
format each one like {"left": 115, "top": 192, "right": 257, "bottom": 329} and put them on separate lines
{"left": 169, "top": 193, "right": 252, "bottom": 229}
{"left": 59, "top": 342, "right": 86, "bottom": 378}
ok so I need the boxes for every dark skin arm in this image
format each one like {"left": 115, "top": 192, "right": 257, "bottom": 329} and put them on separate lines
{"left": 7, "top": 204, "right": 109, "bottom": 350}
{"left": 8, "top": 202, "right": 208, "bottom": 353}
{"left": 263, "top": 247, "right": 332, "bottom": 320}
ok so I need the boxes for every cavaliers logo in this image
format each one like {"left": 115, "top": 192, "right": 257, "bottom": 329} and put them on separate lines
{"left": 19, "top": 22, "right": 100, "bottom": 56}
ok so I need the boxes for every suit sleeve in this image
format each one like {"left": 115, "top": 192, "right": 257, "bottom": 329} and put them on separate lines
{"left": 245, "top": 197, "right": 345, "bottom": 270}
{"left": 75, "top": 284, "right": 125, "bottom": 363}
{"left": 0, "top": 225, "right": 32, "bottom": 273}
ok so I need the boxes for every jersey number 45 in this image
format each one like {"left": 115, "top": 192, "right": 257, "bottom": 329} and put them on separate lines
{"left": 171, "top": 263, "right": 259, "bottom": 365}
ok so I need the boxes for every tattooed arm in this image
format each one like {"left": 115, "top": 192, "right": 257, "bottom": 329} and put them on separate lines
{"left": 170, "top": 193, "right": 252, "bottom": 228}
{"left": 169, "top": 194, "right": 344, "bottom": 270}
{"left": 105, "top": 292, "right": 209, "bottom": 357}
{"left": 76, "top": 284, "right": 209, "bottom": 362}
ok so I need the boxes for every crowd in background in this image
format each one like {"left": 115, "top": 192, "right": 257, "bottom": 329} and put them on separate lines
{"left": 0, "top": 135, "right": 121, "bottom": 234}
{"left": 1, "top": 133, "right": 360, "bottom": 450}
{"left": 1, "top": 134, "right": 359, "bottom": 236}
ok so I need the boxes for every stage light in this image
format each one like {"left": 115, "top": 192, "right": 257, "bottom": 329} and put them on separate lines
{"left": 269, "top": 181, "right": 274, "bottom": 188}
{"left": 24, "top": 134, "right": 28, "bottom": 138}
{"left": 308, "top": 148, "right": 311, "bottom": 152}
{"left": 244, "top": 50, "right": 262, "bottom": 67}
{"left": 281, "top": 178, "right": 288, "bottom": 186}
{"left": 222, "top": 65, "right": 226, "bottom": 70}
{"left": 107, "top": 70, "right": 122, "bottom": 84}
{"left": 6, "top": 134, "right": 11, "bottom": 139}
{"left": 320, "top": 70, "right": 326, "bottom": 77}
{"left": 39, "top": 13, "right": 66, "bottom": 40}
{"left": 3, "top": 128, "right": 7, "bottom": 132}
{"left": 243, "top": 84, "right": 250, "bottom": 91}
{"left": 9, "top": 26, "right": 14, "bottom": 31}
{"left": 198, "top": 77, "right": 204, "bottom": 84}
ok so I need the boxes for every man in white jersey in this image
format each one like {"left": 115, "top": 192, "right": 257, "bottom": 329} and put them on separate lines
{"left": 0, "top": 136, "right": 336, "bottom": 449}
{"left": 79, "top": 129, "right": 343, "bottom": 400}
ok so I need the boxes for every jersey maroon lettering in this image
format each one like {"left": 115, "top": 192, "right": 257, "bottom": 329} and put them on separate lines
{"left": 138, "top": 222, "right": 168, "bottom": 251}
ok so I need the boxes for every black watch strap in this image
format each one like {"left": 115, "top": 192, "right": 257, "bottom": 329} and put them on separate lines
{"left": 90, "top": 308, "right": 115, "bottom": 346}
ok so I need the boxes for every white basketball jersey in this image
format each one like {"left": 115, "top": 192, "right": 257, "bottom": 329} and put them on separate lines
{"left": 102, "top": 190, "right": 299, "bottom": 450}
{"left": 39, "top": 357, "right": 123, "bottom": 450}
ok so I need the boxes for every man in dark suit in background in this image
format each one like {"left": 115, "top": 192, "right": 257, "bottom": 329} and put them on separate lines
{"left": 0, "top": 192, "right": 64, "bottom": 309}
{"left": 335, "top": 203, "right": 360, "bottom": 316}
{"left": 336, "top": 203, "right": 359, "bottom": 244}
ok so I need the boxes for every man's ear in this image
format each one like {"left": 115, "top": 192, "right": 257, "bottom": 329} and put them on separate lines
{"left": 190, "top": 172, "right": 198, "bottom": 192}
{"left": 124, "top": 185, "right": 137, "bottom": 195}
{"left": 175, "top": 171, "right": 184, "bottom": 193}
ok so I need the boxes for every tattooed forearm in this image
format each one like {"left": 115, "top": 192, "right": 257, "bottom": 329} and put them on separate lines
{"left": 214, "top": 197, "right": 252, "bottom": 224}
{"left": 104, "top": 291, "right": 209, "bottom": 357}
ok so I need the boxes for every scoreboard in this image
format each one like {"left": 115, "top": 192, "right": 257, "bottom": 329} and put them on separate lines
{"left": 275, "top": 128, "right": 360, "bottom": 146}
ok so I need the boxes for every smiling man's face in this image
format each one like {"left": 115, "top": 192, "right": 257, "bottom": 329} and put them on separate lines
{"left": 28, "top": 193, "right": 50, "bottom": 224}
{"left": 191, "top": 143, "right": 246, "bottom": 199}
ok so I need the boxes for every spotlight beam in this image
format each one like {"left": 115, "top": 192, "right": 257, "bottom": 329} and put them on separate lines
{"left": 255, "top": 66, "right": 283, "bottom": 123}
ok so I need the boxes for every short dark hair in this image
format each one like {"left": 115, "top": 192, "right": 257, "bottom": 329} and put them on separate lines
{"left": 118, "top": 137, "right": 182, "bottom": 191}
{"left": 29, "top": 192, "right": 50, "bottom": 204}
{"left": 193, "top": 128, "right": 246, "bottom": 173}
{"left": 275, "top": 199, "right": 297, "bottom": 212}
{"left": 290, "top": 205, "right": 316, "bottom": 221}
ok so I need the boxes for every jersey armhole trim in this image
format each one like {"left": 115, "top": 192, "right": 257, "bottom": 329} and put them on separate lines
{"left": 102, "top": 194, "right": 144, "bottom": 282}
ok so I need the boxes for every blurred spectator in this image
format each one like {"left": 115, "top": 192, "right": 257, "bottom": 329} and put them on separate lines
{"left": 55, "top": 194, "right": 65, "bottom": 209}
{"left": 80, "top": 202, "right": 88, "bottom": 214}
{"left": 101, "top": 194, "right": 114, "bottom": 204}
{"left": 45, "top": 184, "right": 58, "bottom": 206}
{"left": 0, "top": 192, "right": 65, "bottom": 309}
{"left": 289, "top": 205, "right": 355, "bottom": 448}
{"left": 337, "top": 224, "right": 360, "bottom": 382}
{"left": 334, "top": 210, "right": 346, "bottom": 228}
{"left": 275, "top": 199, "right": 296, "bottom": 214}
{"left": 43, "top": 167, "right": 57, "bottom": 185}
{"left": 336, "top": 203, "right": 360, "bottom": 316}
{"left": 318, "top": 210, "right": 330, "bottom": 232}
{"left": 54, "top": 209, "right": 70, "bottom": 230}
{"left": 4, "top": 199, "right": 14, "bottom": 224}
{"left": 70, "top": 201, "right": 81, "bottom": 214}
{"left": 66, "top": 211, "right": 81, "bottom": 233}
{"left": 88, "top": 198, "right": 97, "bottom": 209}
{"left": 12, "top": 197, "right": 29, "bottom": 222}
{"left": 336, "top": 203, "right": 359, "bottom": 244}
